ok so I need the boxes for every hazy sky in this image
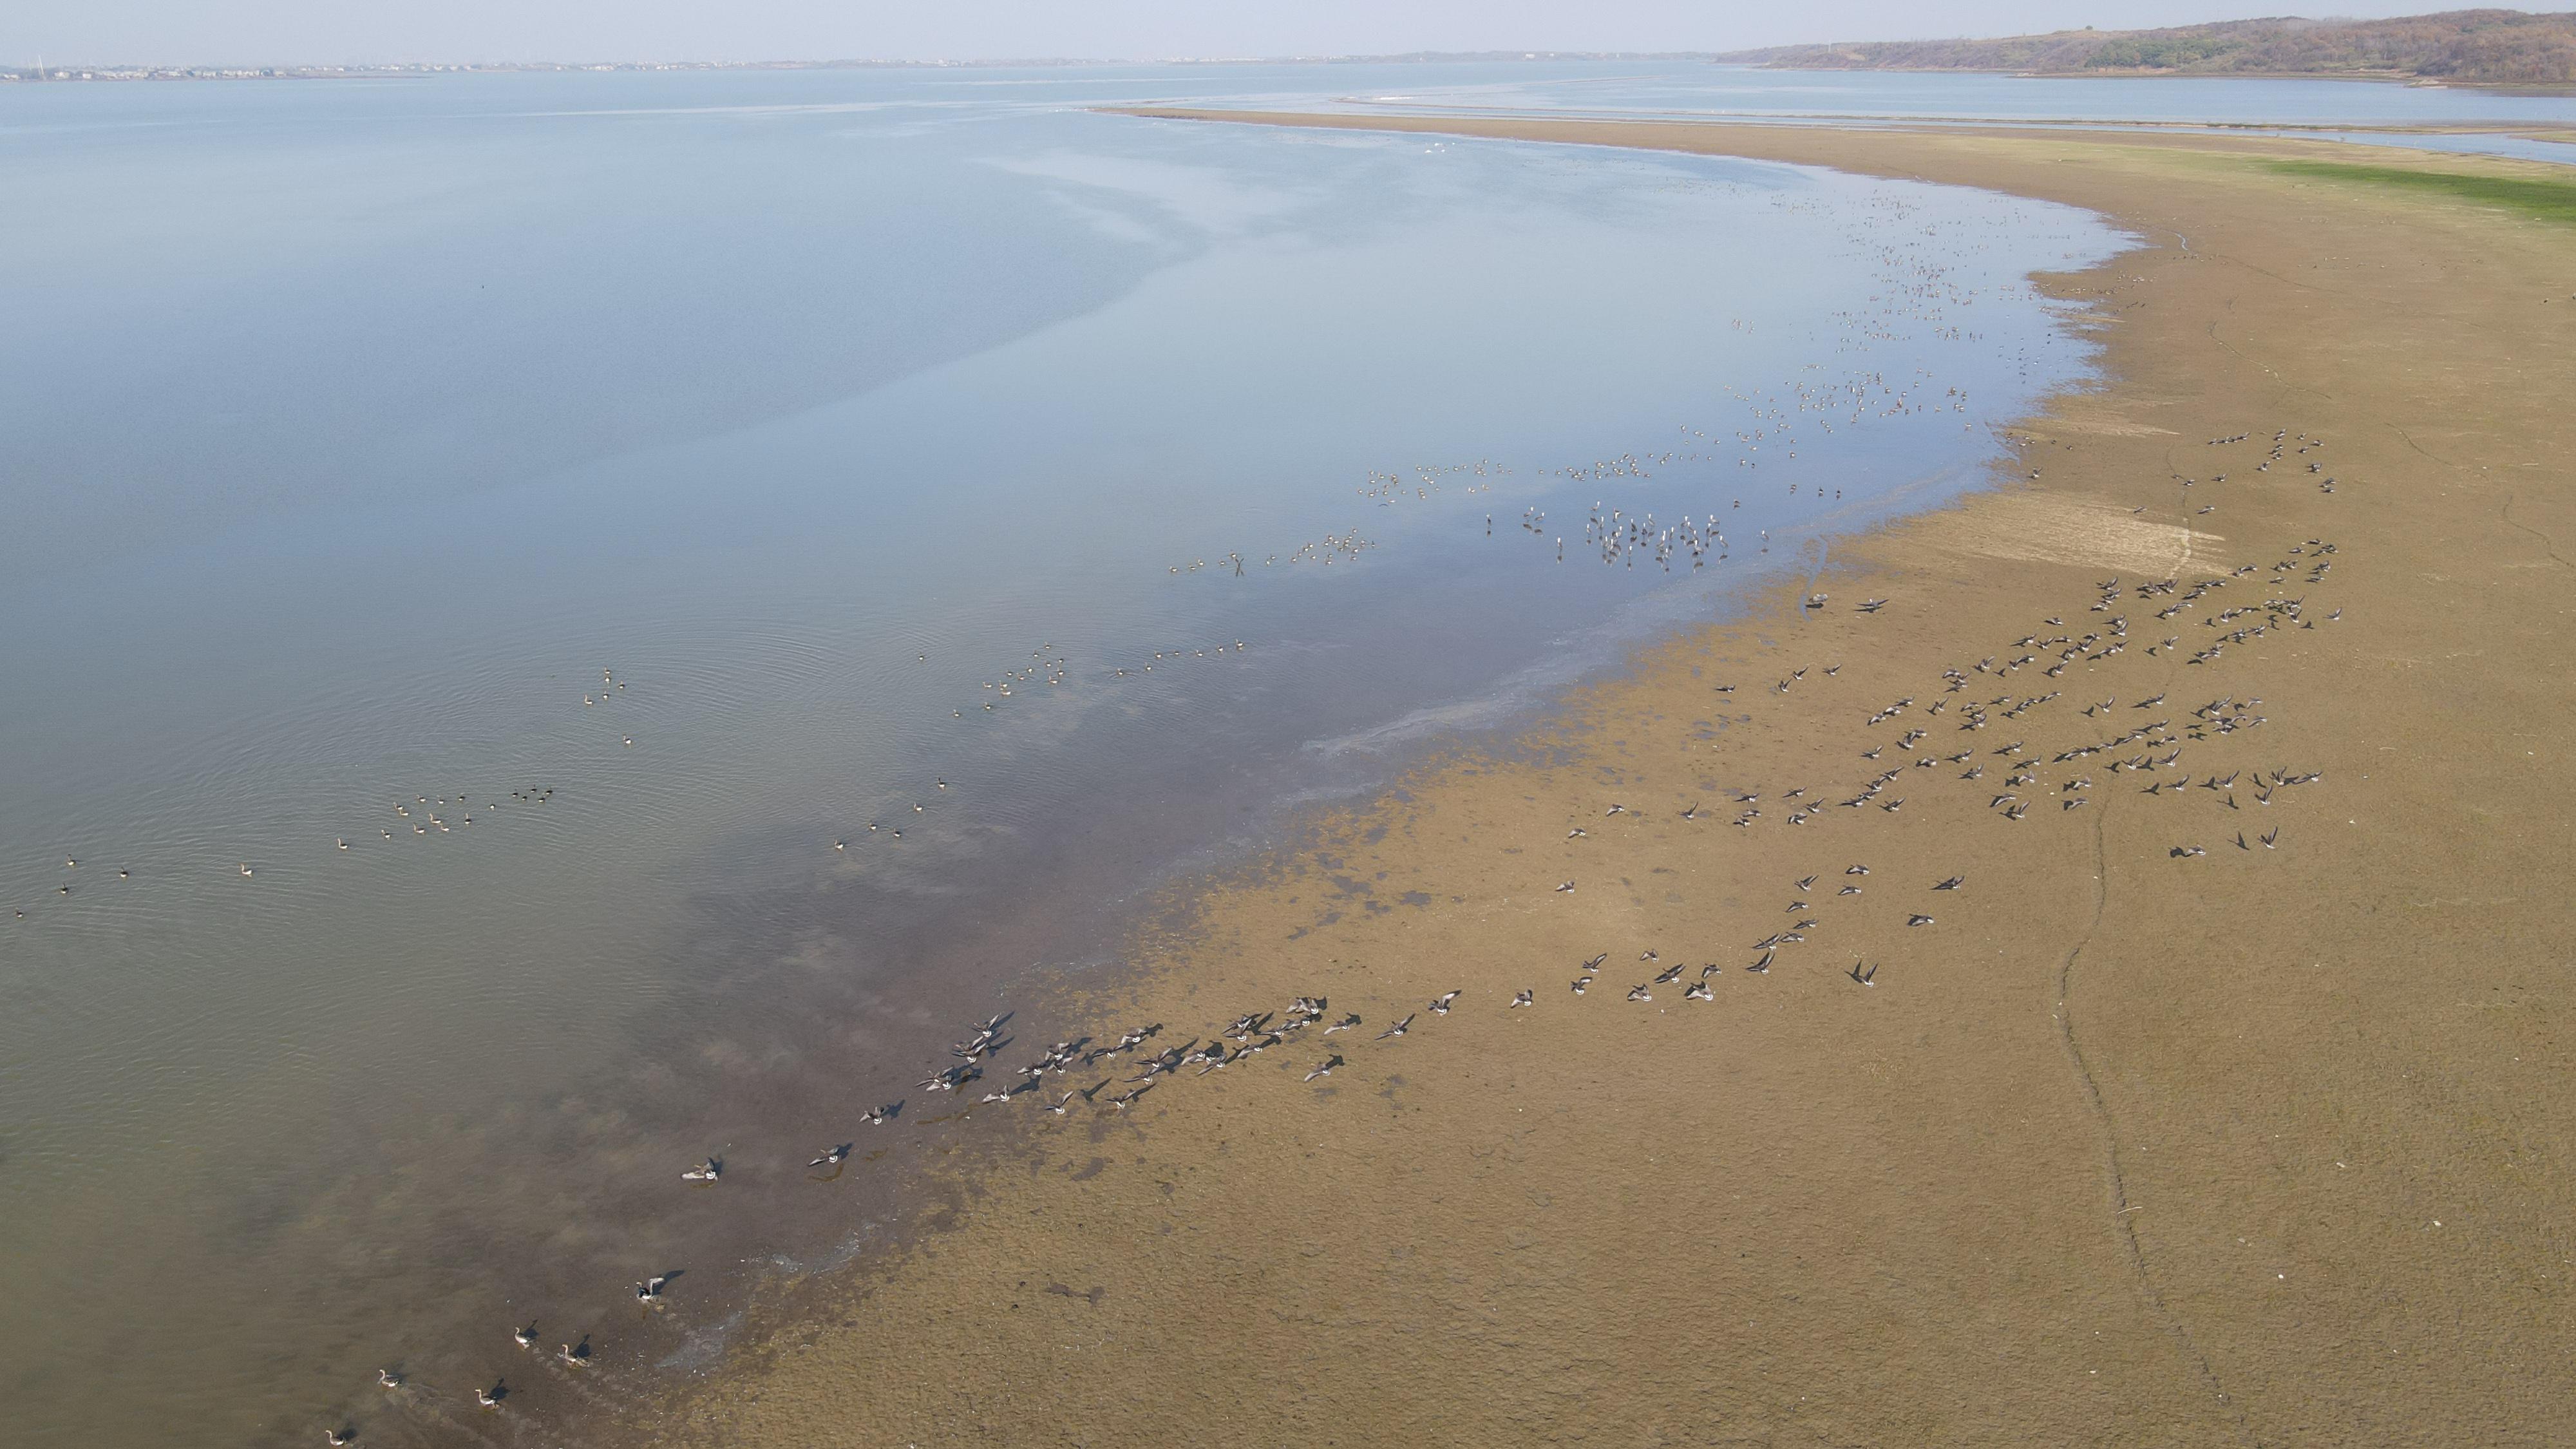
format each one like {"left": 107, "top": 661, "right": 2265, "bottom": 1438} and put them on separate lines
{"left": 8, "top": 1, "right": 2539, "bottom": 68}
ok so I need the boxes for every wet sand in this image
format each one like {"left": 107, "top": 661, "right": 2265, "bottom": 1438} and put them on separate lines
{"left": 639, "top": 117, "right": 2576, "bottom": 1444}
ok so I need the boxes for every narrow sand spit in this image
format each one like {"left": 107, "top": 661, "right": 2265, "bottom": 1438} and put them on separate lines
{"left": 639, "top": 119, "right": 2575, "bottom": 1445}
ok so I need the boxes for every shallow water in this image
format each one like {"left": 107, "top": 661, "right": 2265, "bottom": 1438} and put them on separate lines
{"left": 1300, "top": 60, "right": 2576, "bottom": 126}
{"left": 1278, "top": 62, "right": 2576, "bottom": 167}
{"left": 0, "top": 63, "right": 2147, "bottom": 1448}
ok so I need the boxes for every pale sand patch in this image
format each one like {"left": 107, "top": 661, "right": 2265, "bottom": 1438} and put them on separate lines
{"left": 1911, "top": 488, "right": 2215, "bottom": 574}
{"left": 2024, "top": 390, "right": 2181, "bottom": 439}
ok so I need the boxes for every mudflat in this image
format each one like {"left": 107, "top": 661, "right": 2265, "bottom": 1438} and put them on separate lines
{"left": 649, "top": 117, "right": 2576, "bottom": 1444}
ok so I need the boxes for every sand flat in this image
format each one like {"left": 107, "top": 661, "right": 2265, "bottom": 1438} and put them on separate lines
{"left": 646, "top": 117, "right": 2575, "bottom": 1445}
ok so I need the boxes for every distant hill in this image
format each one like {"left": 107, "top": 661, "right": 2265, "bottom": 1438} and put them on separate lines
{"left": 1716, "top": 9, "right": 2576, "bottom": 84}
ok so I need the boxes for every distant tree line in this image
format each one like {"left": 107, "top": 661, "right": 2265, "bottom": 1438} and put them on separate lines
{"left": 1718, "top": 9, "right": 2576, "bottom": 84}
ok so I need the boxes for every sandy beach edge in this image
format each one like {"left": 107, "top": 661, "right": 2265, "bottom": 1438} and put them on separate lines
{"left": 627, "top": 115, "right": 2576, "bottom": 1446}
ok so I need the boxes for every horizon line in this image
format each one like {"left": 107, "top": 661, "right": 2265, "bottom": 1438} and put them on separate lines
{"left": 3, "top": 50, "right": 1745, "bottom": 78}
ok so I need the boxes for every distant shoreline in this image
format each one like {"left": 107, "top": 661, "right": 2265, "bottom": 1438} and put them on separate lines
{"left": 7, "top": 55, "right": 2570, "bottom": 89}
{"left": 1, "top": 55, "right": 1715, "bottom": 84}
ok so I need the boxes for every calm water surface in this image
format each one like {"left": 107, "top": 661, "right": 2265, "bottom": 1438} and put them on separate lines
{"left": 1284, "top": 62, "right": 2576, "bottom": 166}
{"left": 0, "top": 60, "right": 2219, "bottom": 1448}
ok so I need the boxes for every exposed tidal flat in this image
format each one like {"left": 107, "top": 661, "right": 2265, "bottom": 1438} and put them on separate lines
{"left": 5, "top": 68, "right": 2576, "bottom": 1443}
{"left": 643, "top": 121, "right": 2576, "bottom": 1442}
{"left": 0, "top": 64, "right": 2118, "bottom": 1448}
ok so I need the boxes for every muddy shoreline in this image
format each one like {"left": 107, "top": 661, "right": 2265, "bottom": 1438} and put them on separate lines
{"left": 627, "top": 116, "right": 2575, "bottom": 1444}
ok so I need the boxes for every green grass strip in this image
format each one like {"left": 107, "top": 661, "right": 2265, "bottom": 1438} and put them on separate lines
{"left": 2266, "top": 158, "right": 2576, "bottom": 226}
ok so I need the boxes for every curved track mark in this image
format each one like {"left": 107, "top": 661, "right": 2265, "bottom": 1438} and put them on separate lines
{"left": 2054, "top": 800, "right": 2255, "bottom": 1443}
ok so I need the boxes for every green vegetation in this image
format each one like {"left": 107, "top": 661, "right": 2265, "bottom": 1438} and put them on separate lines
{"left": 2268, "top": 159, "right": 2576, "bottom": 225}
{"left": 2083, "top": 35, "right": 2249, "bottom": 70}
{"left": 1719, "top": 10, "right": 2576, "bottom": 84}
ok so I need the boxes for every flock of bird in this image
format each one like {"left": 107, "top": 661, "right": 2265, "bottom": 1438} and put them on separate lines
{"left": 306, "top": 413, "right": 2345, "bottom": 1443}
{"left": 328, "top": 870, "right": 1977, "bottom": 1441}
{"left": 14, "top": 369, "right": 2331, "bottom": 1448}
{"left": 10, "top": 194, "right": 2254, "bottom": 1445}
